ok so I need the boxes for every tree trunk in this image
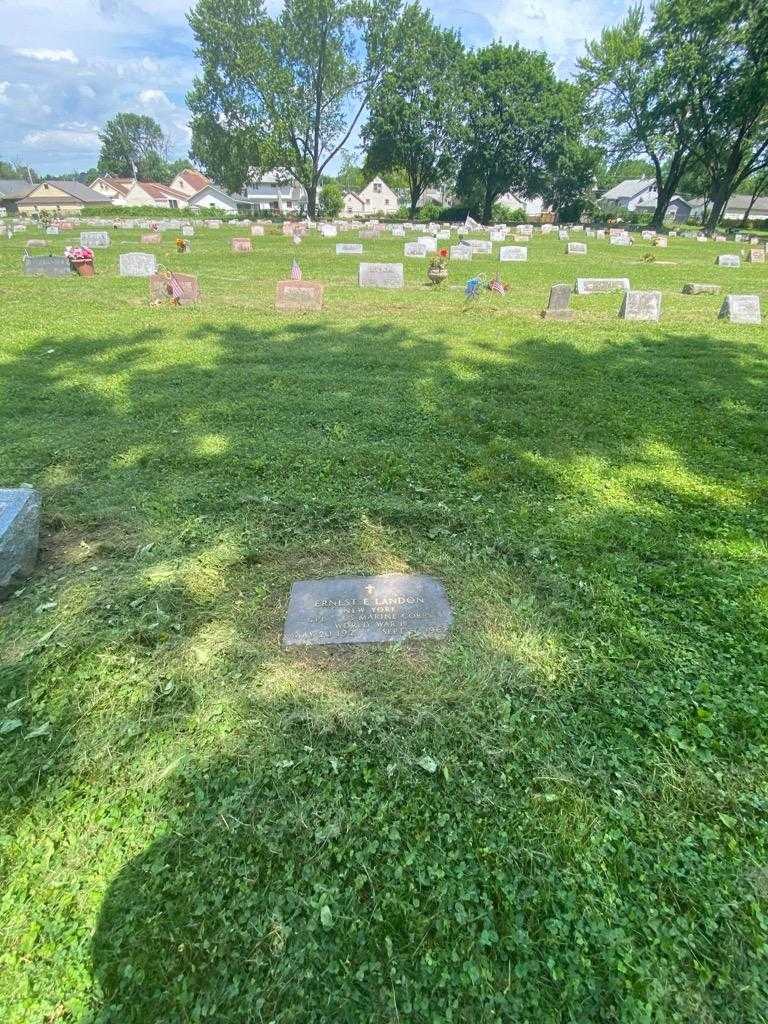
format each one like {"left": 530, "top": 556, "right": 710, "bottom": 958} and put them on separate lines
{"left": 705, "top": 184, "right": 731, "bottom": 232}
{"left": 306, "top": 182, "right": 317, "bottom": 220}
{"left": 481, "top": 186, "right": 494, "bottom": 225}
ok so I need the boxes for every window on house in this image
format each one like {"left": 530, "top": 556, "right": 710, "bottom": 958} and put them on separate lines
{"left": 169, "top": 200, "right": 178, "bottom": 209}
{"left": 384, "top": 198, "right": 389, "bottom": 205}
{"left": 373, "top": 182, "right": 382, "bottom": 193}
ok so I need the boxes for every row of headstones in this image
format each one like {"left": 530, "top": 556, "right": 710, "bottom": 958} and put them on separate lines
{"left": 543, "top": 279, "right": 762, "bottom": 324}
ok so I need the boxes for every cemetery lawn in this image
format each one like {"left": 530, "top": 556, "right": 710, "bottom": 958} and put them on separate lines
{"left": 2, "top": 226, "right": 768, "bottom": 1024}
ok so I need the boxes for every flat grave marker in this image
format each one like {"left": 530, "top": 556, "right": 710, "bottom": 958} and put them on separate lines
{"left": 336, "top": 243, "right": 363, "bottom": 255}
{"left": 358, "top": 262, "right": 404, "bottom": 289}
{"left": 23, "top": 255, "right": 71, "bottom": 278}
{"left": 282, "top": 573, "right": 453, "bottom": 647}
{"left": 683, "top": 283, "right": 721, "bottom": 295}
{"left": 140, "top": 233, "right": 162, "bottom": 244}
{"left": 275, "top": 280, "right": 324, "bottom": 312}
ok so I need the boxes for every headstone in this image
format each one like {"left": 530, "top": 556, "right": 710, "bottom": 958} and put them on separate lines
{"left": 748, "top": 249, "right": 765, "bottom": 264}
{"left": 417, "top": 236, "right": 437, "bottom": 252}
{"left": 450, "top": 245, "right": 472, "bottom": 261}
{"left": 469, "top": 240, "right": 492, "bottom": 255}
{"left": 542, "top": 283, "right": 573, "bottom": 321}
{"left": 714, "top": 234, "right": 727, "bottom": 242}
{"left": 734, "top": 233, "right": 745, "bottom": 242}
{"left": 80, "top": 231, "right": 109, "bottom": 248}
{"left": 336, "top": 243, "right": 363, "bottom": 255}
{"left": 595, "top": 229, "right": 605, "bottom": 240}
{"left": 404, "top": 242, "right": 427, "bottom": 258}
{"left": 250, "top": 224, "right": 265, "bottom": 236}
{"left": 182, "top": 225, "right": 195, "bottom": 237}
{"left": 653, "top": 236, "right": 668, "bottom": 248}
{"left": 46, "top": 226, "right": 59, "bottom": 236}
{"left": 540, "top": 224, "right": 554, "bottom": 235}
{"left": 23, "top": 255, "right": 71, "bottom": 278}
{"left": 0, "top": 487, "right": 41, "bottom": 598}
{"left": 358, "top": 262, "right": 404, "bottom": 289}
{"left": 26, "top": 239, "right": 46, "bottom": 247}
{"left": 682, "top": 283, "right": 721, "bottom": 294}
{"left": 282, "top": 573, "right": 453, "bottom": 647}
{"left": 575, "top": 277, "right": 630, "bottom": 295}
{"left": 320, "top": 224, "right": 337, "bottom": 238}
{"left": 436, "top": 230, "right": 450, "bottom": 240}
{"left": 207, "top": 219, "right": 222, "bottom": 228}
{"left": 489, "top": 228, "right": 506, "bottom": 242}
{"left": 141, "top": 233, "right": 162, "bottom": 244}
{"left": 275, "top": 280, "right": 324, "bottom": 312}
{"left": 119, "top": 252, "right": 157, "bottom": 277}
{"left": 716, "top": 254, "right": 740, "bottom": 267}
{"left": 610, "top": 234, "right": 631, "bottom": 246}
{"left": 558, "top": 230, "right": 569, "bottom": 241}
{"left": 719, "top": 294, "right": 761, "bottom": 325}
{"left": 619, "top": 290, "right": 662, "bottom": 322}
{"left": 149, "top": 272, "right": 200, "bottom": 306}
{"left": 517, "top": 225, "right": 534, "bottom": 237}
{"left": 499, "top": 245, "right": 527, "bottom": 262}
{"left": 232, "top": 238, "right": 252, "bottom": 253}
{"left": 641, "top": 230, "right": 656, "bottom": 241}
{"left": 359, "top": 229, "right": 380, "bottom": 240}
{"left": 391, "top": 225, "right": 405, "bottom": 237}
{"left": 566, "top": 242, "right": 587, "bottom": 256}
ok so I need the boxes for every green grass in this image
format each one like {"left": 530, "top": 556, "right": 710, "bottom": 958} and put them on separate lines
{"left": 1, "top": 224, "right": 768, "bottom": 1023}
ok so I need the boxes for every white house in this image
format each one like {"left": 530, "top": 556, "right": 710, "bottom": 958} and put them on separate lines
{"left": 114, "top": 181, "right": 190, "bottom": 208}
{"left": 340, "top": 176, "right": 399, "bottom": 218}
{"left": 599, "top": 179, "right": 694, "bottom": 221}
{"left": 187, "top": 183, "right": 258, "bottom": 214}
{"left": 89, "top": 175, "right": 134, "bottom": 201}
{"left": 169, "top": 168, "right": 212, "bottom": 198}
{"left": 245, "top": 170, "right": 307, "bottom": 214}
{"left": 496, "top": 192, "right": 549, "bottom": 219}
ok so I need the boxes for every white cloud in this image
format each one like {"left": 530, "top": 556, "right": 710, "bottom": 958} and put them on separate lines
{"left": 16, "top": 48, "right": 78, "bottom": 64}
{"left": 22, "top": 128, "right": 100, "bottom": 151}
{"left": 0, "top": 81, "right": 10, "bottom": 104}
{"left": 138, "top": 88, "right": 172, "bottom": 107}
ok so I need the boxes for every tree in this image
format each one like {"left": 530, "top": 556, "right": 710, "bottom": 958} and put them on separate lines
{"left": 187, "top": 0, "right": 402, "bottom": 218}
{"left": 97, "top": 113, "right": 168, "bottom": 179}
{"left": 319, "top": 179, "right": 344, "bottom": 218}
{"left": 654, "top": 0, "right": 768, "bottom": 229}
{"left": 580, "top": 6, "right": 703, "bottom": 229}
{"left": 362, "top": 4, "right": 464, "bottom": 218}
{"left": 457, "top": 43, "right": 589, "bottom": 224}
{"left": 335, "top": 152, "right": 365, "bottom": 193}
{"left": 596, "top": 157, "right": 656, "bottom": 191}
{"left": 739, "top": 169, "right": 768, "bottom": 224}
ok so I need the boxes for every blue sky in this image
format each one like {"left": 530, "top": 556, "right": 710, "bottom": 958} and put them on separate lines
{"left": 1, "top": 0, "right": 632, "bottom": 176}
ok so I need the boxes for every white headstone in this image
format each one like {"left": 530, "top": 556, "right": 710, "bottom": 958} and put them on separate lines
{"left": 719, "top": 294, "right": 761, "bottom": 325}
{"left": 717, "top": 254, "right": 740, "bottom": 267}
{"left": 336, "top": 243, "right": 363, "bottom": 255}
{"left": 417, "top": 236, "right": 437, "bottom": 252}
{"left": 499, "top": 245, "right": 527, "bottom": 262}
{"left": 80, "top": 231, "right": 109, "bottom": 248}
{"left": 320, "top": 224, "right": 338, "bottom": 238}
{"left": 450, "top": 245, "right": 472, "bottom": 261}
{"left": 566, "top": 242, "right": 587, "bottom": 256}
{"left": 576, "top": 278, "right": 630, "bottom": 295}
{"left": 404, "top": 242, "right": 427, "bottom": 257}
{"left": 358, "top": 262, "right": 404, "bottom": 289}
{"left": 119, "top": 252, "right": 157, "bottom": 277}
{"left": 619, "top": 290, "right": 662, "bottom": 322}
{"left": 469, "top": 240, "right": 492, "bottom": 255}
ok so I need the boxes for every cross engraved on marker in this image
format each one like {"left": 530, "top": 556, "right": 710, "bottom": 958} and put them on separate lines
{"left": 364, "top": 586, "right": 375, "bottom": 595}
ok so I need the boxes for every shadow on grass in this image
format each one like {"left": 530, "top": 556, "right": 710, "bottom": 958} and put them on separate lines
{"left": 1, "top": 318, "right": 767, "bottom": 1021}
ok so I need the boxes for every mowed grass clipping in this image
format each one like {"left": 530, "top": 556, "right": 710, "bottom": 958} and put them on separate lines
{"left": 1, "top": 225, "right": 767, "bottom": 1023}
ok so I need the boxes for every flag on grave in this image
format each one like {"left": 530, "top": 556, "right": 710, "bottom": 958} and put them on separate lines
{"left": 291, "top": 260, "right": 302, "bottom": 281}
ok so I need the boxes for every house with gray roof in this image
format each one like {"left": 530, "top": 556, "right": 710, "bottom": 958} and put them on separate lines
{"left": 0, "top": 179, "right": 34, "bottom": 213}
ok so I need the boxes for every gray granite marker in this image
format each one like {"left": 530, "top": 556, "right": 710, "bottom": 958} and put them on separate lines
{"left": 499, "top": 245, "right": 527, "bottom": 262}
{"left": 404, "top": 242, "right": 427, "bottom": 257}
{"left": 80, "top": 231, "right": 110, "bottom": 247}
{"left": 336, "top": 243, "right": 363, "bottom": 255}
{"left": 543, "top": 283, "right": 573, "bottom": 320}
{"left": 683, "top": 283, "right": 721, "bottom": 295}
{"left": 119, "top": 252, "right": 157, "bottom": 277}
{"left": 283, "top": 573, "right": 453, "bottom": 647}
{"left": 358, "top": 262, "right": 404, "bottom": 288}
{"left": 716, "top": 254, "right": 740, "bottom": 267}
{"left": 619, "top": 290, "right": 662, "bottom": 322}
{"left": 575, "top": 278, "right": 630, "bottom": 294}
{"left": 0, "top": 488, "right": 41, "bottom": 598}
{"left": 719, "top": 295, "right": 761, "bottom": 325}
{"left": 567, "top": 242, "right": 587, "bottom": 255}
{"left": 23, "top": 256, "right": 71, "bottom": 277}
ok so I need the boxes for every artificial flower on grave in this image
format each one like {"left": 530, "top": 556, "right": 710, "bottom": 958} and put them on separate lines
{"left": 176, "top": 238, "right": 188, "bottom": 252}
{"left": 63, "top": 246, "right": 94, "bottom": 263}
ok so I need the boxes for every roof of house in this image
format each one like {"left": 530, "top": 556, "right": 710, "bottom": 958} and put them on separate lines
{"left": 601, "top": 178, "right": 656, "bottom": 201}
{"left": 176, "top": 168, "right": 212, "bottom": 192}
{"left": 343, "top": 191, "right": 365, "bottom": 204}
{"left": 0, "top": 179, "right": 33, "bottom": 199}
{"left": 133, "top": 181, "right": 190, "bottom": 202}
{"left": 23, "top": 180, "right": 112, "bottom": 203}
{"left": 634, "top": 193, "right": 692, "bottom": 211}
{"left": 93, "top": 175, "right": 134, "bottom": 196}
{"left": 190, "top": 183, "right": 255, "bottom": 205}
{"left": 724, "top": 194, "right": 768, "bottom": 213}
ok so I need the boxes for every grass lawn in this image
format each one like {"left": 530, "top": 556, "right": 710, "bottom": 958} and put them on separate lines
{"left": 1, "top": 223, "right": 768, "bottom": 1023}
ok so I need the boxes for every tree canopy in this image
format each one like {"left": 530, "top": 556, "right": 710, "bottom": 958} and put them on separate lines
{"left": 97, "top": 113, "right": 170, "bottom": 179}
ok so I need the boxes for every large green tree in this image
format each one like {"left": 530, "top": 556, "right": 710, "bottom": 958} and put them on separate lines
{"left": 187, "top": 0, "right": 402, "bottom": 218}
{"left": 97, "top": 113, "right": 169, "bottom": 179}
{"left": 580, "top": 6, "right": 703, "bottom": 229}
{"left": 457, "top": 43, "right": 590, "bottom": 224}
{"left": 654, "top": 0, "right": 768, "bottom": 229}
{"left": 362, "top": 4, "right": 464, "bottom": 218}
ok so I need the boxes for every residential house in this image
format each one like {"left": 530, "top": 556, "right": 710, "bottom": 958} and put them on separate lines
{"left": 340, "top": 176, "right": 399, "bottom": 219}
{"left": 114, "top": 181, "right": 190, "bottom": 208}
{"left": 245, "top": 171, "right": 307, "bottom": 214}
{"left": 17, "top": 180, "right": 112, "bottom": 215}
{"left": 720, "top": 194, "right": 768, "bottom": 223}
{"left": 599, "top": 179, "right": 694, "bottom": 222}
{"left": 169, "top": 168, "right": 213, "bottom": 198}
{"left": 415, "top": 186, "right": 455, "bottom": 209}
{"left": 496, "top": 192, "right": 550, "bottom": 220}
{"left": 187, "top": 183, "right": 259, "bottom": 215}
{"left": 89, "top": 175, "right": 134, "bottom": 201}
{"left": 0, "top": 179, "right": 34, "bottom": 214}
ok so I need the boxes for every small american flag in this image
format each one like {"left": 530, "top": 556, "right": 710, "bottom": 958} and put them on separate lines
{"left": 168, "top": 273, "right": 184, "bottom": 301}
{"left": 489, "top": 273, "right": 505, "bottom": 295}
{"left": 291, "top": 260, "right": 302, "bottom": 281}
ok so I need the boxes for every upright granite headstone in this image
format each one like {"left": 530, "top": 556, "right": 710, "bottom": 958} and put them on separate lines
{"left": 717, "top": 254, "right": 740, "bottom": 267}
{"left": 119, "top": 252, "right": 157, "bottom": 277}
{"left": 566, "top": 242, "right": 587, "bottom": 255}
{"left": 610, "top": 234, "right": 631, "bottom": 246}
{"left": 469, "top": 240, "right": 492, "bottom": 255}
{"left": 182, "top": 225, "right": 195, "bottom": 237}
{"left": 232, "top": 238, "right": 252, "bottom": 253}
{"left": 250, "top": 225, "right": 265, "bottom": 236}
{"left": 450, "top": 245, "right": 472, "bottom": 261}
{"left": 149, "top": 272, "right": 200, "bottom": 306}
{"left": 358, "top": 263, "right": 404, "bottom": 289}
{"left": 683, "top": 283, "right": 721, "bottom": 295}
{"left": 80, "top": 231, "right": 109, "bottom": 248}
{"left": 0, "top": 487, "right": 41, "bottom": 598}
{"left": 542, "top": 283, "right": 573, "bottom": 321}
{"left": 23, "top": 255, "right": 71, "bottom": 277}
{"left": 619, "top": 290, "right": 662, "bottom": 322}
{"left": 282, "top": 573, "right": 453, "bottom": 647}
{"left": 653, "top": 236, "right": 669, "bottom": 248}
{"left": 275, "top": 280, "right": 324, "bottom": 312}
{"left": 46, "top": 226, "right": 59, "bottom": 236}
{"left": 748, "top": 249, "right": 765, "bottom": 264}
{"left": 575, "top": 277, "right": 630, "bottom": 294}
{"left": 140, "top": 233, "right": 162, "bottom": 244}
{"left": 417, "top": 236, "right": 438, "bottom": 252}
{"left": 404, "top": 242, "right": 427, "bottom": 257}
{"left": 336, "top": 243, "right": 363, "bottom": 255}
{"left": 391, "top": 225, "right": 405, "bottom": 237}
{"left": 320, "top": 224, "right": 338, "bottom": 238}
{"left": 499, "top": 245, "right": 527, "bottom": 262}
{"left": 558, "top": 230, "right": 569, "bottom": 241}
{"left": 719, "top": 294, "right": 761, "bottom": 325}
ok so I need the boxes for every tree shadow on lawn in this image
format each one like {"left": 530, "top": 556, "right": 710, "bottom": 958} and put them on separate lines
{"left": 1, "top": 320, "right": 767, "bottom": 1021}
